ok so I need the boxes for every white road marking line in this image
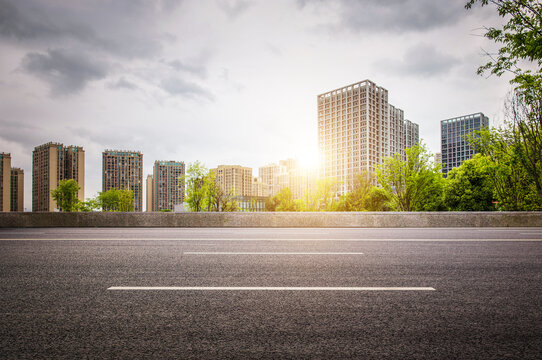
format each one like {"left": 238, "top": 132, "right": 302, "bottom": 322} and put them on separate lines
{"left": 1, "top": 238, "right": 541, "bottom": 242}
{"left": 107, "top": 286, "right": 435, "bottom": 291}
{"left": 183, "top": 252, "right": 364, "bottom": 255}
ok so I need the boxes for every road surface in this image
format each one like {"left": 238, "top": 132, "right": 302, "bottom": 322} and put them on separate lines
{"left": 1, "top": 227, "right": 541, "bottom": 359}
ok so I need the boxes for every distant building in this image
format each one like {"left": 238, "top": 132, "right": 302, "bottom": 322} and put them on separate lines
{"left": 234, "top": 195, "right": 268, "bottom": 211}
{"left": 440, "top": 113, "right": 489, "bottom": 175}
{"left": 32, "top": 142, "right": 85, "bottom": 212}
{"left": 252, "top": 177, "right": 270, "bottom": 197}
{"left": 404, "top": 119, "right": 419, "bottom": 149}
{"left": 0, "top": 152, "right": 11, "bottom": 212}
{"left": 318, "top": 80, "right": 419, "bottom": 194}
{"left": 102, "top": 150, "right": 143, "bottom": 211}
{"left": 258, "top": 163, "right": 280, "bottom": 196}
{"left": 151, "top": 160, "right": 185, "bottom": 211}
{"left": 146, "top": 174, "right": 153, "bottom": 212}
{"left": 258, "top": 158, "right": 317, "bottom": 200}
{"left": 434, "top": 152, "right": 442, "bottom": 166}
{"left": 212, "top": 165, "right": 252, "bottom": 197}
{"left": 10, "top": 168, "right": 24, "bottom": 212}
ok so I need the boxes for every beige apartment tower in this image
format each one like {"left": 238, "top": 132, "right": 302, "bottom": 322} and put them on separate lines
{"left": 32, "top": 143, "right": 85, "bottom": 212}
{"left": 0, "top": 153, "right": 11, "bottom": 212}
{"left": 102, "top": 150, "right": 143, "bottom": 212}
{"left": 151, "top": 160, "right": 185, "bottom": 211}
{"left": 10, "top": 168, "right": 24, "bottom": 212}
{"left": 146, "top": 174, "right": 153, "bottom": 212}
{"left": 318, "top": 79, "right": 419, "bottom": 193}
{"left": 212, "top": 165, "right": 252, "bottom": 197}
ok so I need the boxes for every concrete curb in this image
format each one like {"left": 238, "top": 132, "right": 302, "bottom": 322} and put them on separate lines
{"left": 1, "top": 212, "right": 541, "bottom": 228}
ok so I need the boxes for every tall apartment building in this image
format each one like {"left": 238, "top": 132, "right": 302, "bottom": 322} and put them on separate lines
{"left": 259, "top": 163, "right": 280, "bottom": 196}
{"left": 212, "top": 165, "right": 252, "bottom": 196}
{"left": 32, "top": 142, "right": 85, "bottom": 212}
{"left": 318, "top": 80, "right": 419, "bottom": 193}
{"left": 441, "top": 112, "right": 489, "bottom": 175}
{"left": 252, "top": 177, "right": 270, "bottom": 197}
{"left": 404, "top": 119, "right": 419, "bottom": 149}
{"left": 10, "top": 168, "right": 24, "bottom": 212}
{"left": 0, "top": 153, "right": 11, "bottom": 212}
{"left": 102, "top": 150, "right": 143, "bottom": 212}
{"left": 258, "top": 159, "right": 299, "bottom": 197}
{"left": 151, "top": 160, "right": 185, "bottom": 211}
{"left": 146, "top": 174, "right": 153, "bottom": 212}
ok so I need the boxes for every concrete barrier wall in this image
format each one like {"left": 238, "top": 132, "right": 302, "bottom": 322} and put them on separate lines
{"left": 0, "top": 211, "right": 541, "bottom": 228}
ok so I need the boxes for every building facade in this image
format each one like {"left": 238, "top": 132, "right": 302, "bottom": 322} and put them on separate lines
{"left": 212, "top": 165, "right": 252, "bottom": 197}
{"left": 440, "top": 112, "right": 489, "bottom": 175}
{"left": 0, "top": 153, "right": 11, "bottom": 212}
{"left": 32, "top": 142, "right": 85, "bottom": 212}
{"left": 318, "top": 80, "right": 419, "bottom": 194}
{"left": 252, "top": 177, "right": 270, "bottom": 197}
{"left": 10, "top": 168, "right": 24, "bottom": 212}
{"left": 151, "top": 160, "right": 185, "bottom": 211}
{"left": 102, "top": 150, "right": 143, "bottom": 212}
{"left": 146, "top": 174, "right": 153, "bottom": 212}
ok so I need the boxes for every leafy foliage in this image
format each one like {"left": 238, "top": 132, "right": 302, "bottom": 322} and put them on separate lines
{"left": 266, "top": 187, "right": 297, "bottom": 211}
{"left": 51, "top": 179, "right": 80, "bottom": 212}
{"left": 376, "top": 143, "right": 445, "bottom": 211}
{"left": 444, "top": 155, "right": 495, "bottom": 211}
{"left": 465, "top": 0, "right": 542, "bottom": 95}
{"left": 468, "top": 127, "right": 542, "bottom": 210}
{"left": 98, "top": 188, "right": 134, "bottom": 212}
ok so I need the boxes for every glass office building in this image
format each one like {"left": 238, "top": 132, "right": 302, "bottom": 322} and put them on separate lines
{"left": 440, "top": 113, "right": 489, "bottom": 175}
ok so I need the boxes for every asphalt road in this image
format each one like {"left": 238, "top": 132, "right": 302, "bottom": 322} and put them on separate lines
{"left": 1, "top": 227, "right": 542, "bottom": 359}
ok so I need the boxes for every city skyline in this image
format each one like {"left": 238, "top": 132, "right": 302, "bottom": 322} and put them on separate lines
{"left": 0, "top": 0, "right": 512, "bottom": 210}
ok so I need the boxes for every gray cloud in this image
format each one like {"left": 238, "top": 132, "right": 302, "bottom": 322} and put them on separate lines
{"left": 167, "top": 60, "right": 208, "bottom": 79}
{"left": 0, "top": 0, "right": 161, "bottom": 59}
{"left": 21, "top": 48, "right": 109, "bottom": 95}
{"left": 298, "top": 0, "right": 466, "bottom": 33}
{"left": 216, "top": 0, "right": 252, "bottom": 18}
{"left": 0, "top": 119, "right": 45, "bottom": 148}
{"left": 108, "top": 77, "right": 138, "bottom": 91}
{"left": 160, "top": 78, "right": 214, "bottom": 101}
{"left": 378, "top": 44, "right": 461, "bottom": 77}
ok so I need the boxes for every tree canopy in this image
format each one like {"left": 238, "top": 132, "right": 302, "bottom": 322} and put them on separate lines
{"left": 51, "top": 179, "right": 80, "bottom": 212}
{"left": 466, "top": 0, "right": 542, "bottom": 95}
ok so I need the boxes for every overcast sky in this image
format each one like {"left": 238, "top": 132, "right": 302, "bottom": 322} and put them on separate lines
{"left": 0, "top": 0, "right": 512, "bottom": 210}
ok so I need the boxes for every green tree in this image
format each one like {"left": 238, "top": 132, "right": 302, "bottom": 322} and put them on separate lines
{"left": 51, "top": 179, "right": 80, "bottom": 212}
{"left": 376, "top": 143, "right": 445, "bottom": 211}
{"left": 444, "top": 155, "right": 495, "bottom": 211}
{"left": 266, "top": 187, "right": 297, "bottom": 211}
{"left": 468, "top": 128, "right": 541, "bottom": 210}
{"left": 98, "top": 188, "right": 134, "bottom": 211}
{"left": 465, "top": 0, "right": 542, "bottom": 94}
{"left": 117, "top": 189, "right": 134, "bottom": 212}
{"left": 183, "top": 161, "right": 210, "bottom": 212}
{"left": 467, "top": 0, "right": 542, "bottom": 206}
{"left": 341, "top": 172, "right": 375, "bottom": 211}
{"left": 365, "top": 187, "right": 392, "bottom": 211}
{"left": 77, "top": 197, "right": 101, "bottom": 212}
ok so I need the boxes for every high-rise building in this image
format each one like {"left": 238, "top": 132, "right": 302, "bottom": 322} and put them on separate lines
{"left": 211, "top": 165, "right": 252, "bottom": 196}
{"left": 146, "top": 174, "right": 153, "bottom": 212}
{"left": 259, "top": 163, "right": 280, "bottom": 196}
{"left": 102, "top": 150, "right": 143, "bottom": 212}
{"left": 404, "top": 119, "right": 419, "bottom": 149}
{"left": 151, "top": 160, "right": 185, "bottom": 211}
{"left": 32, "top": 142, "right": 85, "bottom": 212}
{"left": 10, "top": 168, "right": 24, "bottom": 212}
{"left": 0, "top": 152, "right": 11, "bottom": 212}
{"left": 440, "top": 112, "right": 489, "bottom": 175}
{"left": 252, "top": 177, "right": 270, "bottom": 197}
{"left": 318, "top": 80, "right": 419, "bottom": 194}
